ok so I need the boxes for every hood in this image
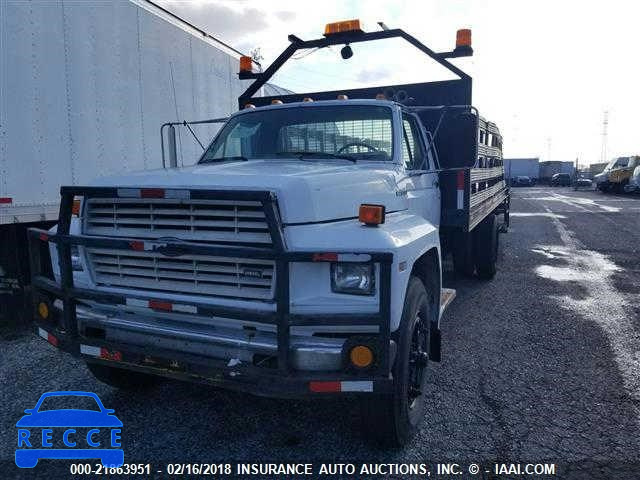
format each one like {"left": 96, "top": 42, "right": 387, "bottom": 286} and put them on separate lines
{"left": 91, "top": 160, "right": 407, "bottom": 224}
{"left": 593, "top": 171, "right": 608, "bottom": 182}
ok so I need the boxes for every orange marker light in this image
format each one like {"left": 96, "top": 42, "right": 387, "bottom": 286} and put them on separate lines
{"left": 359, "top": 204, "right": 385, "bottom": 225}
{"left": 302, "top": 97, "right": 314, "bottom": 102}
{"left": 375, "top": 93, "right": 386, "bottom": 100}
{"left": 239, "top": 56, "right": 253, "bottom": 73}
{"left": 456, "top": 29, "right": 472, "bottom": 48}
{"left": 337, "top": 94, "right": 349, "bottom": 100}
{"left": 244, "top": 103, "right": 256, "bottom": 109}
{"left": 324, "top": 19, "right": 363, "bottom": 36}
{"left": 271, "top": 99, "right": 283, "bottom": 105}
{"left": 38, "top": 302, "right": 50, "bottom": 320}
{"left": 71, "top": 198, "right": 81, "bottom": 216}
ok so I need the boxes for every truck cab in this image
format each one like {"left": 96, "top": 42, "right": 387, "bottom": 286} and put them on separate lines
{"left": 595, "top": 156, "right": 640, "bottom": 192}
{"left": 28, "top": 21, "right": 508, "bottom": 446}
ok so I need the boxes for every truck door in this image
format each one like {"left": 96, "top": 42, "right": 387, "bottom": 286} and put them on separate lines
{"left": 400, "top": 113, "right": 441, "bottom": 226}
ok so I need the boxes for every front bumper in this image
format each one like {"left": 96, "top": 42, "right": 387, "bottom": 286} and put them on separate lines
{"left": 36, "top": 320, "right": 393, "bottom": 398}
{"left": 28, "top": 186, "right": 395, "bottom": 398}
{"left": 69, "top": 301, "right": 349, "bottom": 371}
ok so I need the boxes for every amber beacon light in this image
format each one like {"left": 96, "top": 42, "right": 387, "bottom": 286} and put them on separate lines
{"left": 456, "top": 28, "right": 472, "bottom": 48}
{"left": 239, "top": 55, "right": 253, "bottom": 73}
{"left": 324, "top": 19, "right": 363, "bottom": 36}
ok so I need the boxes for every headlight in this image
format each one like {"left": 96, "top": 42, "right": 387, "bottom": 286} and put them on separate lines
{"left": 331, "top": 263, "right": 375, "bottom": 295}
{"left": 71, "top": 245, "right": 83, "bottom": 272}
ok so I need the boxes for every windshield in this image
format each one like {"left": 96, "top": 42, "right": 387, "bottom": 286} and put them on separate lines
{"left": 199, "top": 105, "right": 393, "bottom": 163}
{"left": 606, "top": 157, "right": 629, "bottom": 170}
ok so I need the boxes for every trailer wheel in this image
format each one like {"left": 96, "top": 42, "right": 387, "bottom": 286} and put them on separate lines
{"left": 360, "top": 276, "right": 431, "bottom": 446}
{"left": 452, "top": 231, "right": 475, "bottom": 277}
{"left": 474, "top": 214, "right": 499, "bottom": 280}
{"left": 86, "top": 362, "right": 160, "bottom": 390}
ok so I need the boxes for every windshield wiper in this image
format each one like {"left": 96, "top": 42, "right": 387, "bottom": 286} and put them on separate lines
{"left": 277, "top": 151, "right": 357, "bottom": 163}
{"left": 200, "top": 155, "right": 248, "bottom": 164}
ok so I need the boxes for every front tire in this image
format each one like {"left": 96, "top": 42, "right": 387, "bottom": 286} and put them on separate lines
{"left": 86, "top": 362, "right": 160, "bottom": 390}
{"left": 360, "top": 276, "right": 431, "bottom": 446}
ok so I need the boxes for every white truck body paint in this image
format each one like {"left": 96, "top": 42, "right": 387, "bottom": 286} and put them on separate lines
{"left": 48, "top": 100, "right": 445, "bottom": 334}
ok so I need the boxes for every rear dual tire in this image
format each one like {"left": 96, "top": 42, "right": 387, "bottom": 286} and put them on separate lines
{"left": 452, "top": 213, "right": 499, "bottom": 280}
{"left": 474, "top": 214, "right": 499, "bottom": 280}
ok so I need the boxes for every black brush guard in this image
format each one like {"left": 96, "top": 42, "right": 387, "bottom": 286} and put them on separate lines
{"left": 28, "top": 186, "right": 394, "bottom": 397}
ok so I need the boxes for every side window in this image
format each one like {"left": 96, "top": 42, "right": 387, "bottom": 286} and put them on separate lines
{"left": 401, "top": 114, "right": 425, "bottom": 170}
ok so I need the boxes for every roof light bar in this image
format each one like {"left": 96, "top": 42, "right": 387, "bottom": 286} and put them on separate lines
{"left": 324, "top": 19, "right": 363, "bottom": 36}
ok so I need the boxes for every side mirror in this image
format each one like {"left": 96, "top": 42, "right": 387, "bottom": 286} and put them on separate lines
{"left": 451, "top": 113, "right": 478, "bottom": 168}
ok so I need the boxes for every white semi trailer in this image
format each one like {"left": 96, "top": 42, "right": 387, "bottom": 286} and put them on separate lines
{"left": 0, "top": 0, "right": 256, "bottom": 321}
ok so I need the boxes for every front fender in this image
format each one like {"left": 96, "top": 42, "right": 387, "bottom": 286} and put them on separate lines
{"left": 285, "top": 212, "right": 440, "bottom": 331}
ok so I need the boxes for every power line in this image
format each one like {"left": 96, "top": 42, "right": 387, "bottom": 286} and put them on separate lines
{"left": 600, "top": 110, "right": 608, "bottom": 163}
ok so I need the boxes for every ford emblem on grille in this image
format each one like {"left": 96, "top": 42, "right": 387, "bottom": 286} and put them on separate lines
{"left": 154, "top": 237, "right": 186, "bottom": 257}
{"left": 241, "top": 268, "right": 264, "bottom": 279}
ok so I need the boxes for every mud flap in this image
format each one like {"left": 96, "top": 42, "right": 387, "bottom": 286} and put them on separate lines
{"left": 429, "top": 323, "right": 441, "bottom": 362}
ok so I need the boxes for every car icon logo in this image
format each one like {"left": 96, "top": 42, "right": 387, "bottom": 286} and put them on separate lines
{"left": 15, "top": 391, "right": 124, "bottom": 468}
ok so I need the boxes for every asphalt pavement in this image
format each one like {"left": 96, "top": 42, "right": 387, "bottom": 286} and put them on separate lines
{"left": 1, "top": 186, "right": 639, "bottom": 479}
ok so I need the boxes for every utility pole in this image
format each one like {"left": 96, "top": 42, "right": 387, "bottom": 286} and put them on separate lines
{"left": 600, "top": 110, "right": 608, "bottom": 163}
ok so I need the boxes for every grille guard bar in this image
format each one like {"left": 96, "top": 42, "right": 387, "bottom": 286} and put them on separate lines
{"left": 28, "top": 186, "right": 393, "bottom": 378}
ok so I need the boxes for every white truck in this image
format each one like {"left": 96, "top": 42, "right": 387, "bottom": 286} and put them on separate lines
{"left": 29, "top": 22, "right": 509, "bottom": 446}
{"left": 0, "top": 0, "right": 255, "bottom": 322}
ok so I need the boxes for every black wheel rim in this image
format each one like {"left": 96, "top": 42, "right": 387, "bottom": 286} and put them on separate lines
{"left": 407, "top": 313, "right": 429, "bottom": 410}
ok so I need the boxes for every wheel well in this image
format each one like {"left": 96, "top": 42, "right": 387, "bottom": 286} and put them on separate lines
{"left": 410, "top": 248, "right": 441, "bottom": 320}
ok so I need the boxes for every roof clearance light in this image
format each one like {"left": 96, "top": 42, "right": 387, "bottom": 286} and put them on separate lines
{"left": 359, "top": 204, "right": 385, "bottom": 226}
{"left": 456, "top": 28, "right": 472, "bottom": 48}
{"left": 239, "top": 55, "right": 253, "bottom": 73}
{"left": 302, "top": 97, "right": 314, "bottom": 102}
{"left": 337, "top": 94, "right": 349, "bottom": 100}
{"left": 375, "top": 93, "right": 386, "bottom": 100}
{"left": 324, "top": 19, "right": 363, "bottom": 36}
{"left": 244, "top": 103, "right": 256, "bottom": 109}
{"left": 271, "top": 99, "right": 283, "bottom": 105}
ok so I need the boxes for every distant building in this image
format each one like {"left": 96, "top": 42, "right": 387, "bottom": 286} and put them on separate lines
{"left": 589, "top": 162, "right": 608, "bottom": 175}
{"left": 539, "top": 161, "right": 575, "bottom": 182}
{"left": 504, "top": 158, "right": 539, "bottom": 183}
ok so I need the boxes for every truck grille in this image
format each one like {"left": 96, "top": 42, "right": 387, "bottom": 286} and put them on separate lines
{"left": 83, "top": 196, "right": 276, "bottom": 301}
{"left": 84, "top": 198, "right": 272, "bottom": 245}
{"left": 86, "top": 249, "right": 275, "bottom": 300}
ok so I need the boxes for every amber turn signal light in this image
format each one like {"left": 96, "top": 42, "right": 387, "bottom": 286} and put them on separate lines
{"left": 359, "top": 204, "right": 385, "bottom": 226}
{"left": 350, "top": 345, "right": 374, "bottom": 368}
{"left": 38, "top": 301, "right": 50, "bottom": 320}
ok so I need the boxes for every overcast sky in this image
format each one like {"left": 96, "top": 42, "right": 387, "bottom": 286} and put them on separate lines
{"left": 157, "top": 0, "right": 639, "bottom": 166}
